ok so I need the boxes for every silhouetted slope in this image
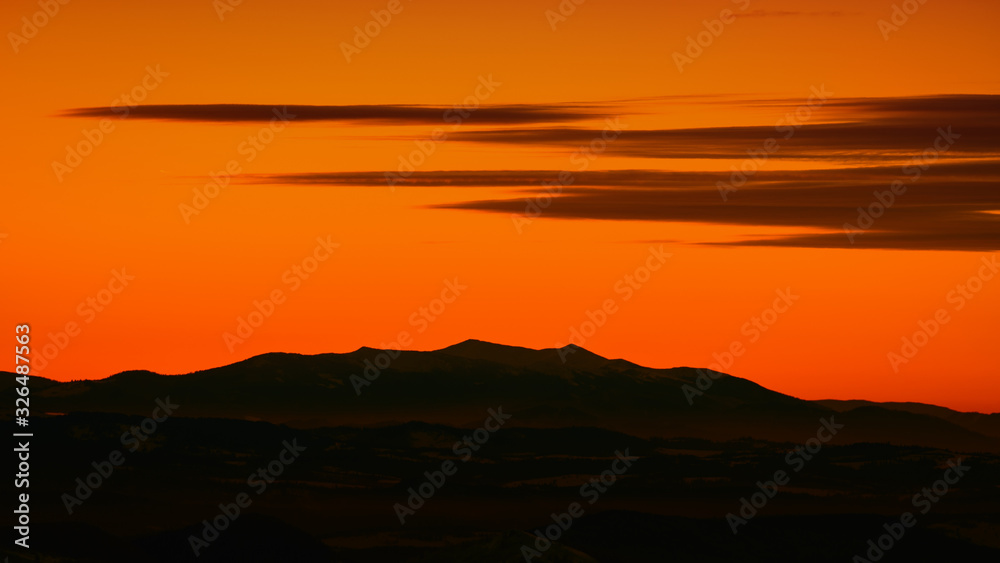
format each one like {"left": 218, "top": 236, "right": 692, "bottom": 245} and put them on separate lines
{"left": 817, "top": 399, "right": 1000, "bottom": 439}
{"left": 19, "top": 410, "right": 1000, "bottom": 562}
{"left": 9, "top": 341, "right": 999, "bottom": 451}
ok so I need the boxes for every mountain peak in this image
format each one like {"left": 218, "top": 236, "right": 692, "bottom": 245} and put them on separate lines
{"left": 436, "top": 339, "right": 608, "bottom": 368}
{"left": 440, "top": 338, "right": 519, "bottom": 351}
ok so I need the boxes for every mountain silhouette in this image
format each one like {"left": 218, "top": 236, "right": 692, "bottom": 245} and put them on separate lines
{"left": 7, "top": 341, "right": 997, "bottom": 452}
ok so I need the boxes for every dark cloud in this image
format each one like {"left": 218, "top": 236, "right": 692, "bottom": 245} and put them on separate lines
{"left": 434, "top": 169, "right": 999, "bottom": 251}
{"left": 244, "top": 161, "right": 1000, "bottom": 191}
{"left": 448, "top": 123, "right": 998, "bottom": 160}
{"left": 706, "top": 230, "right": 1000, "bottom": 252}
{"left": 424, "top": 96, "right": 1000, "bottom": 160}
{"left": 819, "top": 95, "right": 1000, "bottom": 118}
{"left": 447, "top": 95, "right": 1000, "bottom": 160}
{"left": 244, "top": 169, "right": 743, "bottom": 188}
{"left": 239, "top": 162, "right": 1000, "bottom": 251}
{"left": 60, "top": 103, "right": 598, "bottom": 125}
{"left": 82, "top": 94, "right": 999, "bottom": 252}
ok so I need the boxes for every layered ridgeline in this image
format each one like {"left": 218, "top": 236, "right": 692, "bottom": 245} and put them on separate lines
{"left": 7, "top": 340, "right": 999, "bottom": 452}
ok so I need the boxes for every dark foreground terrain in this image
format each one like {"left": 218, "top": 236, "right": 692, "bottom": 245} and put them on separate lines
{"left": 5, "top": 341, "right": 999, "bottom": 562}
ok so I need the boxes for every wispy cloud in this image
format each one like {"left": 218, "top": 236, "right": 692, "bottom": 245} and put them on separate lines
{"left": 242, "top": 161, "right": 1000, "bottom": 251}
{"left": 81, "top": 95, "right": 1000, "bottom": 252}
{"left": 60, "top": 103, "right": 601, "bottom": 125}
{"left": 446, "top": 96, "right": 1000, "bottom": 160}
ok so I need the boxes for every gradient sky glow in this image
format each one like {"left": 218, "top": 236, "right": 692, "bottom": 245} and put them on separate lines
{"left": 3, "top": 0, "right": 999, "bottom": 412}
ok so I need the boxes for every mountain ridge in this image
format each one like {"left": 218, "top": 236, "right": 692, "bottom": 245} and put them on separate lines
{"left": 4, "top": 340, "right": 997, "bottom": 451}
{"left": 12, "top": 340, "right": 999, "bottom": 416}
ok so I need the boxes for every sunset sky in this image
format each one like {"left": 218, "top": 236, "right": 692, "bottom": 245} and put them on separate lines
{"left": 3, "top": 0, "right": 998, "bottom": 411}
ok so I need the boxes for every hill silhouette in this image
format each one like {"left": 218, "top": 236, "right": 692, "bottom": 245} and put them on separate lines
{"left": 6, "top": 341, "right": 997, "bottom": 452}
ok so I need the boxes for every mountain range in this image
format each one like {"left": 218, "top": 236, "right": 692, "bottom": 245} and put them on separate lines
{"left": 9, "top": 340, "right": 999, "bottom": 452}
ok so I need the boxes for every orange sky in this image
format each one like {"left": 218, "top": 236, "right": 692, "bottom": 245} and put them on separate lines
{"left": 2, "top": 0, "right": 999, "bottom": 412}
